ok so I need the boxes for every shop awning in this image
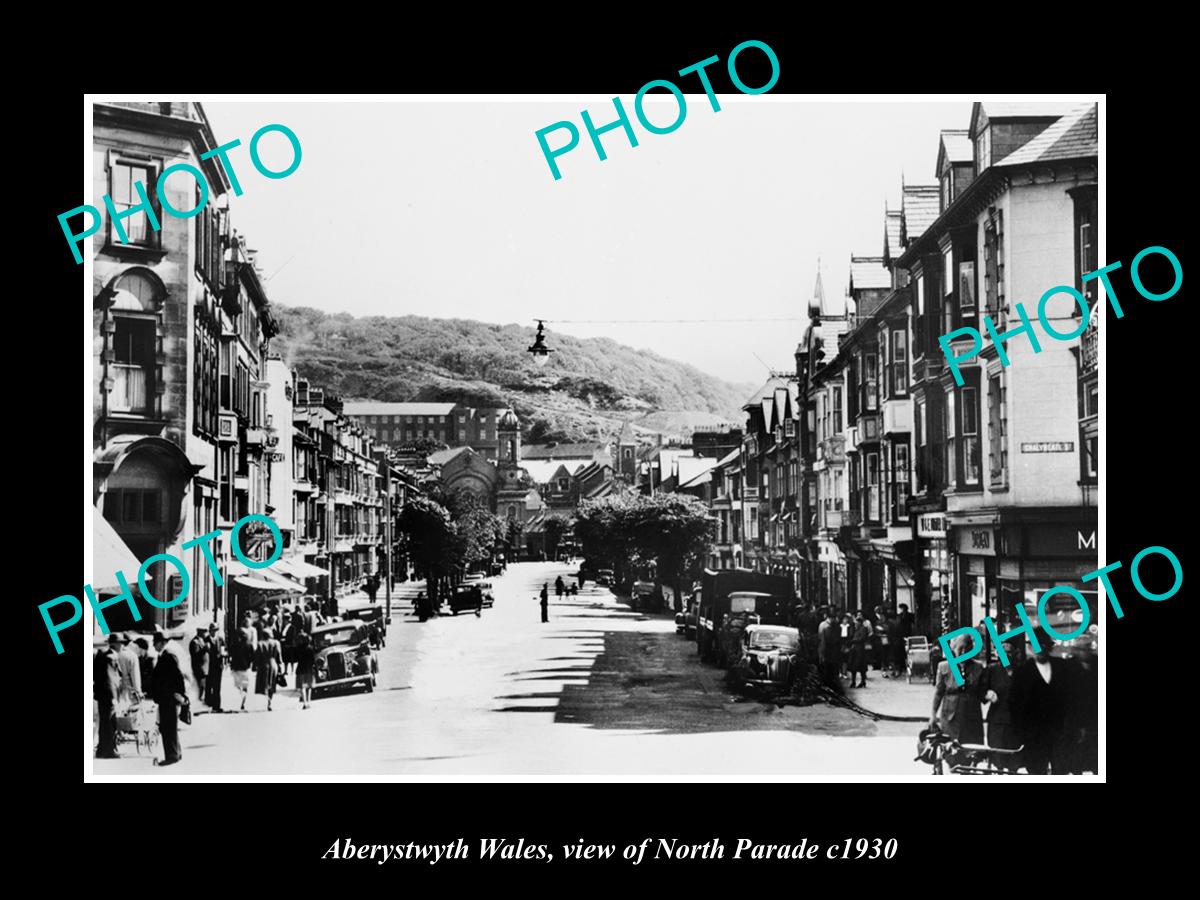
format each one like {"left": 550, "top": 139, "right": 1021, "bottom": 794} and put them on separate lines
{"left": 228, "top": 560, "right": 305, "bottom": 592}
{"left": 275, "top": 557, "right": 330, "bottom": 578}
{"left": 92, "top": 508, "right": 143, "bottom": 594}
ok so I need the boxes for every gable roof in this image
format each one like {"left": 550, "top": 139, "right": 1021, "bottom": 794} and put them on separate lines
{"left": 849, "top": 255, "right": 891, "bottom": 291}
{"left": 996, "top": 103, "right": 1097, "bottom": 167}
{"left": 883, "top": 208, "right": 903, "bottom": 263}
{"left": 744, "top": 376, "right": 790, "bottom": 409}
{"left": 901, "top": 184, "right": 940, "bottom": 245}
{"left": 426, "top": 446, "right": 471, "bottom": 466}
{"left": 937, "top": 129, "right": 973, "bottom": 174}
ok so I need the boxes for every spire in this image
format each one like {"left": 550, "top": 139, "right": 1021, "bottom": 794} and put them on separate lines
{"left": 809, "top": 260, "right": 825, "bottom": 320}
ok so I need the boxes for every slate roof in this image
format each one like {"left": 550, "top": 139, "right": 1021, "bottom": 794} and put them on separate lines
{"left": 997, "top": 104, "right": 1097, "bottom": 167}
{"left": 980, "top": 101, "right": 1081, "bottom": 120}
{"left": 745, "top": 376, "right": 790, "bottom": 409}
{"left": 884, "top": 209, "right": 903, "bottom": 261}
{"left": 343, "top": 402, "right": 457, "bottom": 416}
{"left": 902, "top": 184, "right": 940, "bottom": 244}
{"left": 426, "top": 446, "right": 471, "bottom": 466}
{"left": 522, "top": 442, "right": 604, "bottom": 460}
{"left": 940, "top": 130, "right": 973, "bottom": 166}
{"left": 850, "top": 255, "right": 891, "bottom": 291}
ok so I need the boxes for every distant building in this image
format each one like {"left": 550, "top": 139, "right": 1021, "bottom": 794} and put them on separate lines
{"left": 691, "top": 424, "right": 743, "bottom": 459}
{"left": 343, "top": 401, "right": 509, "bottom": 460}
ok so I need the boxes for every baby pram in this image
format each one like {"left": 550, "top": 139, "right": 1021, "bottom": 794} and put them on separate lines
{"left": 114, "top": 699, "right": 160, "bottom": 757}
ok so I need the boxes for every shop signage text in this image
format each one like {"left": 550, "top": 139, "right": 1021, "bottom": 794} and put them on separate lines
{"left": 1020, "top": 441, "right": 1074, "bottom": 453}
{"left": 535, "top": 40, "right": 780, "bottom": 181}
{"left": 58, "top": 123, "right": 303, "bottom": 264}
{"left": 42, "top": 513, "right": 284, "bottom": 654}
{"left": 938, "top": 543, "right": 1182, "bottom": 685}
{"left": 939, "top": 245, "right": 1182, "bottom": 387}
{"left": 916, "top": 514, "right": 946, "bottom": 538}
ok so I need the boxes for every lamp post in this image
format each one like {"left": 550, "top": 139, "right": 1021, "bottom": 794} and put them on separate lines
{"left": 527, "top": 319, "right": 555, "bottom": 367}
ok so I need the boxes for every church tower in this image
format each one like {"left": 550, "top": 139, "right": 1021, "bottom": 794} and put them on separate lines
{"left": 616, "top": 420, "right": 637, "bottom": 481}
{"left": 497, "top": 408, "right": 521, "bottom": 469}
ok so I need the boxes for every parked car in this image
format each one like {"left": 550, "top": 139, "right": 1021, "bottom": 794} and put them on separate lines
{"left": 675, "top": 595, "right": 699, "bottom": 638}
{"left": 448, "top": 584, "right": 485, "bottom": 615}
{"left": 717, "top": 610, "right": 762, "bottom": 667}
{"left": 311, "top": 621, "right": 378, "bottom": 694}
{"left": 343, "top": 602, "right": 387, "bottom": 649}
{"left": 478, "top": 582, "right": 496, "bottom": 608}
{"left": 730, "top": 624, "right": 802, "bottom": 692}
{"left": 596, "top": 569, "right": 615, "bottom": 586}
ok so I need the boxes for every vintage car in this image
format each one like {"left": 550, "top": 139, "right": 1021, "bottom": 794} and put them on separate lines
{"left": 311, "top": 621, "right": 378, "bottom": 694}
{"left": 478, "top": 582, "right": 496, "bottom": 608}
{"left": 596, "top": 569, "right": 615, "bottom": 587}
{"left": 675, "top": 595, "right": 699, "bottom": 638}
{"left": 343, "top": 603, "right": 387, "bottom": 649}
{"left": 447, "top": 584, "right": 485, "bottom": 615}
{"left": 717, "top": 610, "right": 762, "bottom": 667}
{"left": 730, "top": 624, "right": 802, "bottom": 691}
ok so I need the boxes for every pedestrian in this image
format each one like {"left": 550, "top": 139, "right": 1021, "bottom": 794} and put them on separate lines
{"left": 882, "top": 611, "right": 901, "bottom": 678}
{"left": 848, "top": 612, "right": 872, "bottom": 688}
{"left": 816, "top": 609, "right": 843, "bottom": 693}
{"left": 188, "top": 629, "right": 210, "bottom": 704}
{"left": 93, "top": 636, "right": 122, "bottom": 759}
{"left": 576, "top": 569, "right": 585, "bottom": 589}
{"left": 1009, "top": 628, "right": 1085, "bottom": 774}
{"left": 134, "top": 638, "right": 154, "bottom": 696}
{"left": 555, "top": 576, "right": 565, "bottom": 598}
{"left": 114, "top": 632, "right": 142, "bottom": 713}
{"left": 151, "top": 632, "right": 186, "bottom": 767}
{"left": 205, "top": 623, "right": 225, "bottom": 712}
{"left": 871, "top": 605, "right": 887, "bottom": 671}
{"left": 930, "top": 633, "right": 986, "bottom": 745}
{"left": 365, "top": 575, "right": 379, "bottom": 603}
{"left": 539, "top": 583, "right": 549, "bottom": 623}
{"left": 980, "top": 662, "right": 1018, "bottom": 770}
{"left": 839, "top": 613, "right": 853, "bottom": 677}
{"left": 295, "top": 632, "right": 316, "bottom": 709}
{"left": 231, "top": 615, "right": 257, "bottom": 712}
{"left": 254, "top": 626, "right": 284, "bottom": 712}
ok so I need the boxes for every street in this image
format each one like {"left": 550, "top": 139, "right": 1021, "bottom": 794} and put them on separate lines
{"left": 95, "top": 562, "right": 931, "bottom": 775}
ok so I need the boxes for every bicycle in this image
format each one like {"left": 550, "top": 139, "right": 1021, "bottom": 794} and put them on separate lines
{"left": 917, "top": 727, "right": 1024, "bottom": 775}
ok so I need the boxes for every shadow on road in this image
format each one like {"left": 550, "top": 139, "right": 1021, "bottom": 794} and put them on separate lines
{"left": 496, "top": 628, "right": 883, "bottom": 737}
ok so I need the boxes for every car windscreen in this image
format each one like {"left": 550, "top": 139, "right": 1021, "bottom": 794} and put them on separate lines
{"left": 314, "top": 628, "right": 359, "bottom": 650}
{"left": 749, "top": 630, "right": 799, "bottom": 651}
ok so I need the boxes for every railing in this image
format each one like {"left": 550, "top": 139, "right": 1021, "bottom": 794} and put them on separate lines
{"left": 110, "top": 364, "right": 150, "bottom": 413}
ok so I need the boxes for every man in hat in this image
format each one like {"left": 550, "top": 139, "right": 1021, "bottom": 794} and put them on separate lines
{"left": 188, "top": 628, "right": 210, "bottom": 705}
{"left": 93, "top": 635, "right": 123, "bottom": 758}
{"left": 230, "top": 614, "right": 257, "bottom": 712}
{"left": 151, "top": 632, "right": 186, "bottom": 766}
{"left": 205, "top": 623, "right": 226, "bottom": 712}
{"left": 1009, "top": 627, "right": 1086, "bottom": 774}
{"left": 133, "top": 638, "right": 154, "bottom": 696}
{"left": 113, "top": 632, "right": 141, "bottom": 712}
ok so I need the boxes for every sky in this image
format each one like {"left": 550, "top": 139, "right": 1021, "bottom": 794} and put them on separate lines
{"left": 205, "top": 98, "right": 974, "bottom": 387}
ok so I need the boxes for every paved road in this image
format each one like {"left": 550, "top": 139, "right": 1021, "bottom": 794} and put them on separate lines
{"left": 94, "top": 562, "right": 929, "bottom": 776}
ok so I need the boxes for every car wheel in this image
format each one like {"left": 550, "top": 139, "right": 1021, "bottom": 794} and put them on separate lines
{"left": 364, "top": 678, "right": 374, "bottom": 693}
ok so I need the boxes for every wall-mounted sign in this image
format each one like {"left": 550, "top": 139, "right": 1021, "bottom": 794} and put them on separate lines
{"left": 956, "top": 526, "right": 996, "bottom": 556}
{"left": 917, "top": 513, "right": 947, "bottom": 538}
{"left": 1020, "top": 441, "right": 1074, "bottom": 453}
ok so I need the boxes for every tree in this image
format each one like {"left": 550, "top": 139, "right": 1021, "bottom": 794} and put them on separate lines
{"left": 543, "top": 516, "right": 570, "bottom": 558}
{"left": 574, "top": 492, "right": 713, "bottom": 612}
{"left": 396, "top": 496, "right": 456, "bottom": 617}
{"left": 446, "top": 491, "right": 504, "bottom": 572}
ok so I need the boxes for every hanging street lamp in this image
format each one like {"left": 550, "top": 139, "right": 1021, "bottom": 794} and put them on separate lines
{"left": 527, "top": 319, "right": 555, "bottom": 367}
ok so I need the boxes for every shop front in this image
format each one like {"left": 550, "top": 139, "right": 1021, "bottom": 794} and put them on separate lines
{"left": 913, "top": 511, "right": 951, "bottom": 638}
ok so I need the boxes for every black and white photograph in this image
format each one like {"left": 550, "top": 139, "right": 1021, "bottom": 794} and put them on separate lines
{"left": 80, "top": 91, "right": 1105, "bottom": 779}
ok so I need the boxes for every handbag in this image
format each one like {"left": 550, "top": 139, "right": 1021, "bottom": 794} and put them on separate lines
{"left": 275, "top": 671, "right": 288, "bottom": 688}
{"left": 179, "top": 697, "right": 192, "bottom": 725}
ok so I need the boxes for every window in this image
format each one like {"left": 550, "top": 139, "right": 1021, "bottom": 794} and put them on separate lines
{"left": 988, "top": 372, "right": 1007, "bottom": 485}
{"left": 958, "top": 261, "right": 976, "bottom": 312}
{"left": 945, "top": 390, "right": 957, "bottom": 486}
{"left": 459, "top": 429, "right": 467, "bottom": 441}
{"left": 943, "top": 247, "right": 954, "bottom": 296}
{"left": 109, "top": 157, "right": 159, "bottom": 247}
{"left": 891, "top": 328, "right": 908, "bottom": 396}
{"left": 1084, "top": 382, "right": 1098, "bottom": 418}
{"left": 864, "top": 353, "right": 878, "bottom": 411}
{"left": 110, "top": 317, "right": 156, "bottom": 413}
{"left": 1085, "top": 435, "right": 1098, "bottom": 479}
{"left": 941, "top": 173, "right": 952, "bottom": 211}
{"left": 866, "top": 452, "right": 879, "bottom": 522}
{"left": 832, "top": 386, "right": 843, "bottom": 434}
{"left": 406, "top": 429, "right": 413, "bottom": 440}
{"left": 784, "top": 418, "right": 795, "bottom": 438}
{"left": 894, "top": 443, "right": 911, "bottom": 521}
{"left": 977, "top": 126, "right": 991, "bottom": 172}
{"left": 962, "top": 386, "right": 980, "bottom": 485}
{"left": 817, "top": 394, "right": 827, "bottom": 442}
{"left": 1080, "top": 220, "right": 1097, "bottom": 305}
{"left": 103, "top": 488, "right": 162, "bottom": 525}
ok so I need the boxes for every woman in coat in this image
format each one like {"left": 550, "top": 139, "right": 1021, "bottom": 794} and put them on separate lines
{"left": 848, "top": 613, "right": 872, "bottom": 688}
{"left": 930, "top": 633, "right": 986, "bottom": 744}
{"left": 254, "top": 627, "right": 284, "bottom": 712}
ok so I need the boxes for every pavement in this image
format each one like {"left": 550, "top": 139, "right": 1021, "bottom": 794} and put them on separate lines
{"left": 93, "top": 562, "right": 939, "bottom": 776}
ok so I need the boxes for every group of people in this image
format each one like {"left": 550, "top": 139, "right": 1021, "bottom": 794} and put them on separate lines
{"left": 811, "top": 604, "right": 916, "bottom": 690}
{"left": 931, "top": 628, "right": 1096, "bottom": 774}
{"left": 93, "top": 630, "right": 187, "bottom": 766}
{"left": 92, "top": 596, "right": 336, "bottom": 766}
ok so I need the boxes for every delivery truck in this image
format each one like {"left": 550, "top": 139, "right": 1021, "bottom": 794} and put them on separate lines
{"left": 695, "top": 569, "right": 795, "bottom": 665}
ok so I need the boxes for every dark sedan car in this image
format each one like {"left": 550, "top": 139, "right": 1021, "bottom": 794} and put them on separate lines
{"left": 311, "top": 622, "right": 378, "bottom": 694}
{"left": 343, "top": 603, "right": 387, "bottom": 649}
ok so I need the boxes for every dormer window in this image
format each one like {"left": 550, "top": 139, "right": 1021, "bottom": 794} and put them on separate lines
{"left": 941, "top": 172, "right": 953, "bottom": 211}
{"left": 976, "top": 126, "right": 991, "bottom": 173}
